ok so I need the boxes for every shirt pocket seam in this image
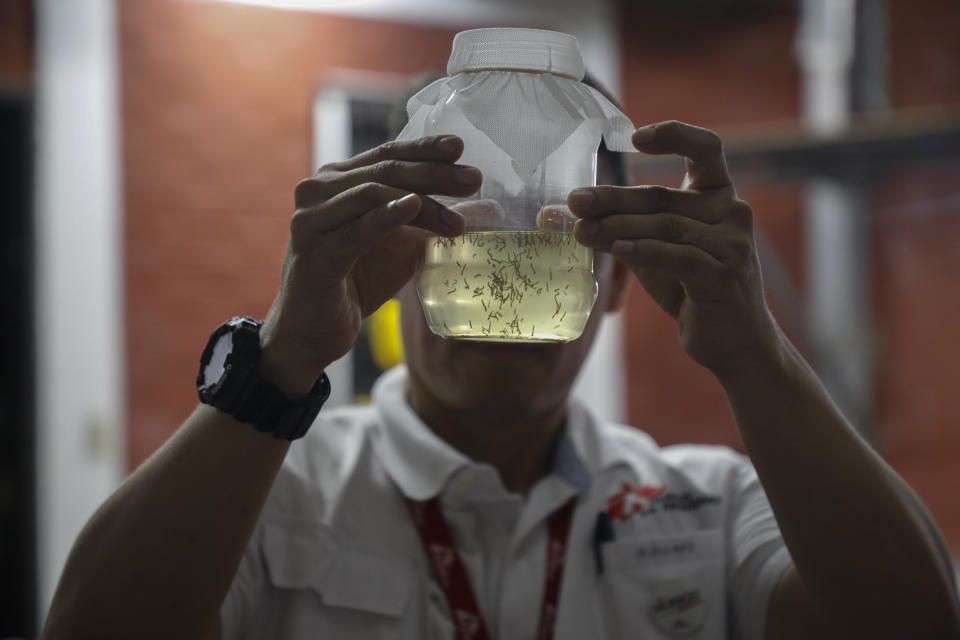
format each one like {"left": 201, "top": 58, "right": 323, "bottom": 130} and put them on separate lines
{"left": 261, "top": 522, "right": 414, "bottom": 619}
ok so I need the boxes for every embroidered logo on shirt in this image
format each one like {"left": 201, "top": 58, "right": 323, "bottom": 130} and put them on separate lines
{"left": 606, "top": 483, "right": 667, "bottom": 521}
{"left": 606, "top": 483, "right": 721, "bottom": 521}
{"left": 649, "top": 579, "right": 708, "bottom": 635}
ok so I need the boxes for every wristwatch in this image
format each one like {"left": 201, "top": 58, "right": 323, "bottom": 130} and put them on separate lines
{"left": 196, "top": 317, "right": 330, "bottom": 440}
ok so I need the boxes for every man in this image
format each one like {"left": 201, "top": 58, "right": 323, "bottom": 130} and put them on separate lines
{"left": 43, "top": 116, "right": 959, "bottom": 638}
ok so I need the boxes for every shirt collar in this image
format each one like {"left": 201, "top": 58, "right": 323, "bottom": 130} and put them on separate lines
{"left": 369, "top": 365, "right": 629, "bottom": 502}
{"left": 562, "top": 400, "right": 636, "bottom": 479}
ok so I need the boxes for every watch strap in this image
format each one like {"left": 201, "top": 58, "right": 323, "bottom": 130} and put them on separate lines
{"left": 234, "top": 370, "right": 331, "bottom": 440}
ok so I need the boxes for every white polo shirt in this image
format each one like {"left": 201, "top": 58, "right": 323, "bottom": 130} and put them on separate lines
{"left": 220, "top": 365, "right": 792, "bottom": 640}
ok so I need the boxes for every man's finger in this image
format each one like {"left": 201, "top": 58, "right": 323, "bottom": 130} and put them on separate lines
{"left": 333, "top": 160, "right": 482, "bottom": 201}
{"left": 574, "top": 212, "right": 731, "bottom": 262}
{"left": 632, "top": 121, "right": 732, "bottom": 191}
{"left": 325, "top": 135, "right": 463, "bottom": 172}
{"left": 411, "top": 197, "right": 466, "bottom": 237}
{"left": 293, "top": 183, "right": 464, "bottom": 240}
{"left": 296, "top": 182, "right": 405, "bottom": 234}
{"left": 567, "top": 185, "right": 722, "bottom": 224}
{"left": 611, "top": 238, "right": 720, "bottom": 292}
{"left": 325, "top": 194, "right": 425, "bottom": 262}
{"left": 537, "top": 205, "right": 578, "bottom": 232}
{"left": 297, "top": 158, "right": 481, "bottom": 209}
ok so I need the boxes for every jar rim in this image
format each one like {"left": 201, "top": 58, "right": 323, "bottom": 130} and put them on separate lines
{"left": 447, "top": 28, "right": 585, "bottom": 80}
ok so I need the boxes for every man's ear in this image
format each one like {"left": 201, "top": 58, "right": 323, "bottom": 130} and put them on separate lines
{"left": 602, "top": 254, "right": 633, "bottom": 314}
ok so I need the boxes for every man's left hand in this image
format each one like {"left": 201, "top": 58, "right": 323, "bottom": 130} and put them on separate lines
{"left": 570, "top": 120, "right": 778, "bottom": 378}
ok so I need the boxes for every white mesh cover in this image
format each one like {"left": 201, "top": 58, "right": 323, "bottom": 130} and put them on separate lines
{"left": 396, "top": 28, "right": 635, "bottom": 231}
{"left": 446, "top": 28, "right": 586, "bottom": 78}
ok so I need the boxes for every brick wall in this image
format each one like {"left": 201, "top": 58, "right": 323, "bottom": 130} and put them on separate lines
{"left": 121, "top": 1, "right": 457, "bottom": 466}
{"left": 0, "top": 0, "right": 32, "bottom": 85}
{"left": 618, "top": 7, "right": 803, "bottom": 450}
{"left": 121, "top": 0, "right": 960, "bottom": 550}
{"left": 873, "top": 0, "right": 960, "bottom": 552}
{"left": 618, "top": 1, "right": 960, "bottom": 550}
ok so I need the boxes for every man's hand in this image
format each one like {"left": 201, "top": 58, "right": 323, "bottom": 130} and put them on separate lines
{"left": 259, "top": 136, "right": 480, "bottom": 395}
{"left": 570, "top": 120, "right": 776, "bottom": 378}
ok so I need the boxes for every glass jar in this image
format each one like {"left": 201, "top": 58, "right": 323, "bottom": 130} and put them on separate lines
{"left": 396, "top": 28, "right": 634, "bottom": 342}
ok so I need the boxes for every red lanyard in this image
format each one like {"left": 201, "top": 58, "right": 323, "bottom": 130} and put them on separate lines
{"left": 407, "top": 497, "right": 575, "bottom": 640}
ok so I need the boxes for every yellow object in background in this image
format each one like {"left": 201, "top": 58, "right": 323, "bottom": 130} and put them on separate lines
{"left": 368, "top": 298, "right": 405, "bottom": 371}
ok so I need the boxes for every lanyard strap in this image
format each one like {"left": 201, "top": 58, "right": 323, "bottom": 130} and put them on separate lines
{"left": 407, "top": 497, "right": 575, "bottom": 640}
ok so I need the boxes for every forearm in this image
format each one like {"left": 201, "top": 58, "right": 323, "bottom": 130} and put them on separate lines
{"left": 719, "top": 326, "right": 960, "bottom": 638}
{"left": 42, "top": 405, "right": 290, "bottom": 639}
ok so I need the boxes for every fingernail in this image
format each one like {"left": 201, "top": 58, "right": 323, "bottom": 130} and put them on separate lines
{"left": 633, "top": 126, "right": 656, "bottom": 145}
{"left": 438, "top": 136, "right": 459, "bottom": 153}
{"left": 569, "top": 189, "right": 595, "bottom": 211}
{"left": 580, "top": 220, "right": 601, "bottom": 236}
{"left": 611, "top": 240, "right": 635, "bottom": 255}
{"left": 537, "top": 206, "right": 573, "bottom": 231}
{"left": 390, "top": 193, "right": 419, "bottom": 210}
{"left": 456, "top": 167, "right": 481, "bottom": 185}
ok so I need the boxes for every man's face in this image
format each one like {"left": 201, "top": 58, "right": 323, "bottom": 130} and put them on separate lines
{"left": 397, "top": 240, "right": 629, "bottom": 420}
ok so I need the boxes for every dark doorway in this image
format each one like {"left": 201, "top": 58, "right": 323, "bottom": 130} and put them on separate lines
{"left": 0, "top": 88, "right": 37, "bottom": 638}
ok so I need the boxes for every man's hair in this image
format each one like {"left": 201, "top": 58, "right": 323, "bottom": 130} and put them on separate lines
{"left": 388, "top": 69, "right": 629, "bottom": 188}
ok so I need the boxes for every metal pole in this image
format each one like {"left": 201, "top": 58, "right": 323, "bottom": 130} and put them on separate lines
{"left": 796, "top": 0, "right": 883, "bottom": 437}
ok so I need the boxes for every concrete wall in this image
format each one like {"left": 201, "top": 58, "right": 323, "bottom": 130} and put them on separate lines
{"left": 34, "top": 0, "right": 125, "bottom": 617}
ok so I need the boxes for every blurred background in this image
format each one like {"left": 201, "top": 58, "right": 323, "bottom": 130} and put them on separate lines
{"left": 1, "top": 0, "right": 958, "bottom": 635}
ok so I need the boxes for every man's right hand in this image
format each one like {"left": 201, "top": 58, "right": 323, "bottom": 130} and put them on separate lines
{"left": 258, "top": 135, "right": 480, "bottom": 397}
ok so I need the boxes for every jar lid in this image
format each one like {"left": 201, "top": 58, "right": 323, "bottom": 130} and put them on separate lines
{"left": 447, "top": 28, "right": 585, "bottom": 80}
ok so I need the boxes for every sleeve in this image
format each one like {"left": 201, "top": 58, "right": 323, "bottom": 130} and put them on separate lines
{"left": 219, "top": 524, "right": 267, "bottom": 640}
{"left": 726, "top": 458, "right": 793, "bottom": 640}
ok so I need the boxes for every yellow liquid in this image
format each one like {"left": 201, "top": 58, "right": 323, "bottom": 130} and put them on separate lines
{"left": 419, "top": 231, "right": 597, "bottom": 342}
